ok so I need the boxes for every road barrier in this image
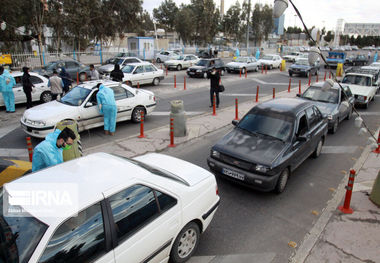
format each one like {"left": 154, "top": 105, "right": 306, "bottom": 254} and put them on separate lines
{"left": 338, "top": 169, "right": 356, "bottom": 214}
{"left": 299, "top": 80, "right": 301, "bottom": 94}
{"left": 26, "top": 137, "right": 33, "bottom": 162}
{"left": 76, "top": 72, "right": 79, "bottom": 85}
{"left": 137, "top": 82, "right": 140, "bottom": 89}
{"left": 240, "top": 68, "right": 242, "bottom": 78}
{"left": 245, "top": 70, "right": 247, "bottom": 79}
{"left": 184, "top": 76, "right": 186, "bottom": 90}
{"left": 373, "top": 131, "right": 380, "bottom": 154}
{"left": 174, "top": 75, "right": 176, "bottom": 88}
{"left": 168, "top": 118, "right": 176, "bottom": 147}
{"left": 308, "top": 75, "right": 311, "bottom": 86}
{"left": 329, "top": 71, "right": 332, "bottom": 79}
{"left": 273, "top": 88, "right": 275, "bottom": 99}
{"left": 288, "top": 78, "right": 291, "bottom": 92}
{"left": 261, "top": 65, "right": 264, "bottom": 74}
{"left": 235, "top": 98, "right": 239, "bottom": 120}
{"left": 256, "top": 86, "right": 259, "bottom": 102}
{"left": 265, "top": 65, "right": 267, "bottom": 74}
{"left": 212, "top": 95, "right": 216, "bottom": 116}
{"left": 166, "top": 67, "right": 168, "bottom": 76}
{"left": 324, "top": 72, "right": 327, "bottom": 81}
{"left": 316, "top": 74, "right": 319, "bottom": 83}
{"left": 138, "top": 111, "right": 145, "bottom": 138}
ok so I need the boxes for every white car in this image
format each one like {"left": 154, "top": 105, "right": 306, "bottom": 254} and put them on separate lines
{"left": 122, "top": 62, "right": 164, "bottom": 86}
{"left": 258, "top": 54, "right": 283, "bottom": 69}
{"left": 369, "top": 62, "right": 380, "bottom": 68}
{"left": 2, "top": 152, "right": 220, "bottom": 263}
{"left": 283, "top": 52, "right": 300, "bottom": 62}
{"left": 163, "top": 54, "right": 199, "bottom": 71}
{"left": 98, "top": 57, "right": 143, "bottom": 76}
{"left": 0, "top": 72, "right": 51, "bottom": 107}
{"left": 226, "top": 56, "right": 260, "bottom": 74}
{"left": 341, "top": 73, "right": 377, "bottom": 108}
{"left": 20, "top": 80, "right": 156, "bottom": 138}
{"left": 155, "top": 51, "right": 179, "bottom": 63}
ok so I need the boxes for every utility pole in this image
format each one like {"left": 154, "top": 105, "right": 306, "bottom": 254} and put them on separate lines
{"left": 246, "top": 0, "right": 251, "bottom": 52}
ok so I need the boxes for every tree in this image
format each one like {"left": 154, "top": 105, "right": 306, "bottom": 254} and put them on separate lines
{"left": 174, "top": 5, "right": 195, "bottom": 45}
{"left": 323, "top": 31, "right": 334, "bottom": 43}
{"left": 285, "top": 26, "right": 302, "bottom": 34}
{"left": 46, "top": 0, "right": 67, "bottom": 53}
{"left": 153, "top": 0, "right": 179, "bottom": 33}
{"left": 251, "top": 4, "right": 274, "bottom": 46}
{"left": 222, "top": 1, "right": 243, "bottom": 43}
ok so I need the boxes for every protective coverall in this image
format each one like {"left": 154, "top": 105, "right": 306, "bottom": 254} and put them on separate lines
{"left": 32, "top": 129, "right": 63, "bottom": 172}
{"left": 96, "top": 84, "right": 117, "bottom": 133}
{"left": 255, "top": 48, "right": 260, "bottom": 60}
{"left": 0, "top": 69, "right": 16, "bottom": 112}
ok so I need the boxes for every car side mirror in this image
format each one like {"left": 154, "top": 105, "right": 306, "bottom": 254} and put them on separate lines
{"left": 232, "top": 119, "right": 239, "bottom": 126}
{"left": 85, "top": 102, "right": 94, "bottom": 107}
{"left": 296, "top": 94, "right": 301, "bottom": 97}
{"left": 322, "top": 113, "right": 328, "bottom": 119}
{"left": 297, "top": 135, "right": 307, "bottom": 142}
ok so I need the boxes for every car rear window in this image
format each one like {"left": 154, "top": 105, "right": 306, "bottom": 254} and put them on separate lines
{"left": 0, "top": 189, "right": 48, "bottom": 263}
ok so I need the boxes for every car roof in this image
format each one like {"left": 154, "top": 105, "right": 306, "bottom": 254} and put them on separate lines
{"left": 345, "top": 72, "right": 373, "bottom": 78}
{"left": 254, "top": 98, "right": 311, "bottom": 117}
{"left": 4, "top": 153, "right": 172, "bottom": 226}
{"left": 10, "top": 71, "right": 48, "bottom": 79}
{"left": 116, "top": 56, "right": 141, "bottom": 60}
{"left": 310, "top": 82, "right": 348, "bottom": 90}
{"left": 125, "top": 61, "right": 153, "bottom": 66}
{"left": 75, "top": 79, "right": 122, "bottom": 90}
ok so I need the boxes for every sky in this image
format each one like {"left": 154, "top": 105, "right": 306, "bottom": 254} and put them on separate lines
{"left": 142, "top": 0, "right": 380, "bottom": 31}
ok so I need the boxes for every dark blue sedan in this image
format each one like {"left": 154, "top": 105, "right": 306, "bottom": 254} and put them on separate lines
{"left": 289, "top": 58, "right": 319, "bottom": 78}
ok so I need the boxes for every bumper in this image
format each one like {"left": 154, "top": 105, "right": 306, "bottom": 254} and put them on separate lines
{"left": 20, "top": 121, "right": 54, "bottom": 138}
{"left": 207, "top": 157, "right": 280, "bottom": 192}
{"left": 159, "top": 76, "right": 165, "bottom": 80}
{"left": 227, "top": 68, "right": 241, "bottom": 73}
{"left": 289, "top": 70, "right": 307, "bottom": 75}
{"left": 187, "top": 71, "right": 205, "bottom": 77}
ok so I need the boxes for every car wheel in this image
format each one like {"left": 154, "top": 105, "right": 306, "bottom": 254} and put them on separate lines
{"left": 364, "top": 101, "right": 369, "bottom": 109}
{"left": 329, "top": 119, "right": 339, "bottom": 134}
{"left": 346, "top": 107, "right": 353, "bottom": 120}
{"left": 305, "top": 71, "right": 310, "bottom": 78}
{"left": 275, "top": 168, "right": 289, "bottom": 194}
{"left": 241, "top": 67, "right": 246, "bottom": 74}
{"left": 203, "top": 72, "right": 208, "bottom": 79}
{"left": 170, "top": 222, "right": 200, "bottom": 263}
{"left": 152, "top": 77, "right": 160, "bottom": 86}
{"left": 220, "top": 69, "right": 225, "bottom": 76}
{"left": 40, "top": 91, "right": 52, "bottom": 103}
{"left": 289, "top": 72, "right": 293, "bottom": 77}
{"left": 269, "top": 64, "right": 273, "bottom": 70}
{"left": 312, "top": 138, "right": 323, "bottom": 158}
{"left": 156, "top": 58, "right": 161, "bottom": 63}
{"left": 131, "top": 107, "right": 145, "bottom": 123}
{"left": 177, "top": 64, "right": 182, "bottom": 71}
{"left": 256, "top": 66, "right": 259, "bottom": 72}
{"left": 79, "top": 72, "right": 87, "bottom": 82}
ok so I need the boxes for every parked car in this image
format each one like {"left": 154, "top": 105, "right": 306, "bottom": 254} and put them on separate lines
{"left": 187, "top": 58, "right": 225, "bottom": 78}
{"left": 325, "top": 51, "right": 346, "bottom": 68}
{"left": 258, "top": 54, "right": 282, "bottom": 69}
{"left": 360, "top": 66, "right": 380, "bottom": 91}
{"left": 34, "top": 60, "right": 90, "bottom": 82}
{"left": 297, "top": 82, "right": 354, "bottom": 133}
{"left": 369, "top": 62, "right": 380, "bottom": 69}
{"left": 226, "top": 57, "right": 260, "bottom": 74}
{"left": 20, "top": 80, "right": 156, "bottom": 138}
{"left": 283, "top": 52, "right": 301, "bottom": 62}
{"left": 163, "top": 54, "right": 199, "bottom": 71}
{"left": 155, "top": 51, "right": 180, "bottom": 63}
{"left": 104, "top": 52, "right": 139, "bottom": 64}
{"left": 288, "top": 58, "right": 319, "bottom": 78}
{"left": 345, "top": 54, "right": 368, "bottom": 66}
{"left": 0, "top": 72, "right": 51, "bottom": 107}
{"left": 341, "top": 72, "right": 377, "bottom": 108}
{"left": 207, "top": 98, "right": 328, "bottom": 193}
{"left": 196, "top": 50, "right": 214, "bottom": 59}
{"left": 121, "top": 62, "right": 164, "bottom": 86}
{"left": 1, "top": 152, "right": 220, "bottom": 263}
{"left": 98, "top": 57, "right": 143, "bottom": 76}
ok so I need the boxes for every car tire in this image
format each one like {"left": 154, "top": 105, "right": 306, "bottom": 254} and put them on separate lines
{"left": 152, "top": 77, "right": 160, "bottom": 86}
{"left": 156, "top": 58, "right": 161, "bottom": 63}
{"left": 275, "top": 168, "right": 289, "bottom": 194}
{"left": 220, "top": 69, "right": 225, "bottom": 76}
{"left": 312, "top": 138, "right": 323, "bottom": 158}
{"left": 170, "top": 222, "right": 200, "bottom": 263}
{"left": 346, "top": 107, "right": 353, "bottom": 120}
{"left": 203, "top": 72, "right": 208, "bottom": 79}
{"left": 131, "top": 107, "right": 145, "bottom": 123}
{"left": 289, "top": 72, "right": 293, "bottom": 77}
{"left": 79, "top": 72, "right": 87, "bottom": 82}
{"left": 256, "top": 66, "right": 259, "bottom": 72}
{"left": 269, "top": 64, "right": 273, "bottom": 70}
{"left": 329, "top": 119, "right": 338, "bottom": 134}
{"left": 177, "top": 64, "right": 182, "bottom": 71}
{"left": 306, "top": 71, "right": 310, "bottom": 78}
{"left": 364, "top": 101, "right": 369, "bottom": 109}
{"left": 40, "top": 91, "right": 52, "bottom": 103}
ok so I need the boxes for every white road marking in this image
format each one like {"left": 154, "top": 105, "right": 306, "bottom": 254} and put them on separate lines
{"left": 0, "top": 123, "right": 20, "bottom": 139}
{"left": 188, "top": 253, "right": 276, "bottom": 263}
{"left": 249, "top": 78, "right": 292, "bottom": 85}
{"left": 321, "top": 146, "right": 358, "bottom": 154}
{"left": 150, "top": 111, "right": 204, "bottom": 116}
{"left": 221, "top": 93, "right": 269, "bottom": 97}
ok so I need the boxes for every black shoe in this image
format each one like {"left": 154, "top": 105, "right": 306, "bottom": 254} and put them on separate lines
{"left": 216, "top": 105, "right": 219, "bottom": 108}
{"left": 209, "top": 105, "right": 213, "bottom": 108}
{"left": 9, "top": 111, "right": 15, "bottom": 113}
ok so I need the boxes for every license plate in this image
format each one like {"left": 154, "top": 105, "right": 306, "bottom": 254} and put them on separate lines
{"left": 222, "top": 168, "right": 245, "bottom": 181}
{"left": 189, "top": 72, "right": 195, "bottom": 75}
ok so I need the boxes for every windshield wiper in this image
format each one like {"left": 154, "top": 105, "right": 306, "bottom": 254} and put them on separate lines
{"left": 317, "top": 99, "right": 332, "bottom": 103}
{"left": 255, "top": 132, "right": 285, "bottom": 143}
{"left": 236, "top": 126, "right": 259, "bottom": 136}
{"left": 60, "top": 100, "right": 75, "bottom": 106}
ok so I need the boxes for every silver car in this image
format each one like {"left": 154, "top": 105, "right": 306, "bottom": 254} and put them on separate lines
{"left": 98, "top": 57, "right": 143, "bottom": 76}
{"left": 297, "top": 82, "right": 355, "bottom": 134}
{"left": 226, "top": 57, "right": 260, "bottom": 74}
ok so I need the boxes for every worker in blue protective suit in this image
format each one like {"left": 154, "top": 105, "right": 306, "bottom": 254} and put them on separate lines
{"left": 32, "top": 127, "right": 76, "bottom": 172}
{"left": 255, "top": 48, "right": 260, "bottom": 60}
{"left": 0, "top": 66, "right": 16, "bottom": 113}
{"left": 96, "top": 83, "right": 117, "bottom": 135}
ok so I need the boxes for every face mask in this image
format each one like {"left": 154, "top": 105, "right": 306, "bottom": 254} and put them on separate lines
{"left": 62, "top": 144, "right": 72, "bottom": 151}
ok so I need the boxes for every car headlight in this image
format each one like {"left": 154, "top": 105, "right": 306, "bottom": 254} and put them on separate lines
{"left": 24, "top": 118, "right": 46, "bottom": 127}
{"left": 211, "top": 150, "right": 220, "bottom": 159}
{"left": 196, "top": 69, "right": 202, "bottom": 73}
{"left": 255, "top": 164, "right": 269, "bottom": 173}
{"left": 327, "top": 114, "right": 333, "bottom": 120}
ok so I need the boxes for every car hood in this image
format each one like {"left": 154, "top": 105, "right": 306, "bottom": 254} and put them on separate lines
{"left": 290, "top": 64, "right": 310, "bottom": 70}
{"left": 22, "top": 100, "right": 78, "bottom": 123}
{"left": 299, "top": 99, "right": 337, "bottom": 115}
{"left": 98, "top": 64, "right": 114, "bottom": 72}
{"left": 226, "top": 62, "right": 245, "bottom": 67}
{"left": 213, "top": 128, "right": 286, "bottom": 167}
{"left": 189, "top": 65, "right": 206, "bottom": 70}
{"left": 345, "top": 84, "right": 376, "bottom": 96}
{"left": 165, "top": 59, "right": 183, "bottom": 64}
{"left": 134, "top": 153, "right": 212, "bottom": 186}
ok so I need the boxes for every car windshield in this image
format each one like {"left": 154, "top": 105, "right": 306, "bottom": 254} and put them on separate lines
{"left": 45, "top": 62, "right": 57, "bottom": 71}
{"left": 113, "top": 58, "right": 124, "bottom": 65}
{"left": 302, "top": 86, "right": 339, "bottom": 104}
{"left": 296, "top": 60, "right": 309, "bottom": 66}
{"left": 196, "top": 60, "right": 209, "bottom": 66}
{"left": 342, "top": 75, "right": 371, "bottom": 86}
{"left": 122, "top": 65, "right": 135, "bottom": 73}
{"left": 172, "top": 55, "right": 183, "bottom": 60}
{"left": 235, "top": 57, "right": 248, "bottom": 63}
{"left": 60, "top": 86, "right": 91, "bottom": 106}
{"left": 237, "top": 111, "right": 294, "bottom": 142}
{"left": 262, "top": 56, "right": 273, "bottom": 60}
{"left": 0, "top": 189, "right": 48, "bottom": 263}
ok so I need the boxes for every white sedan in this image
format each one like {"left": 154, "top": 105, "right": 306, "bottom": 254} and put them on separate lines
{"left": 226, "top": 56, "right": 260, "bottom": 74}
{"left": 155, "top": 50, "right": 179, "bottom": 63}
{"left": 258, "top": 54, "right": 283, "bottom": 69}
{"left": 122, "top": 62, "right": 164, "bottom": 86}
{"left": 163, "top": 54, "right": 199, "bottom": 71}
{"left": 20, "top": 80, "right": 156, "bottom": 138}
{"left": 0, "top": 72, "right": 51, "bottom": 107}
{"left": 2, "top": 152, "right": 220, "bottom": 263}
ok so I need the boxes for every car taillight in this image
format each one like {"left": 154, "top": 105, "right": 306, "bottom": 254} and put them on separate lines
{"left": 216, "top": 185, "right": 219, "bottom": 196}
{"left": 364, "top": 96, "right": 367, "bottom": 100}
